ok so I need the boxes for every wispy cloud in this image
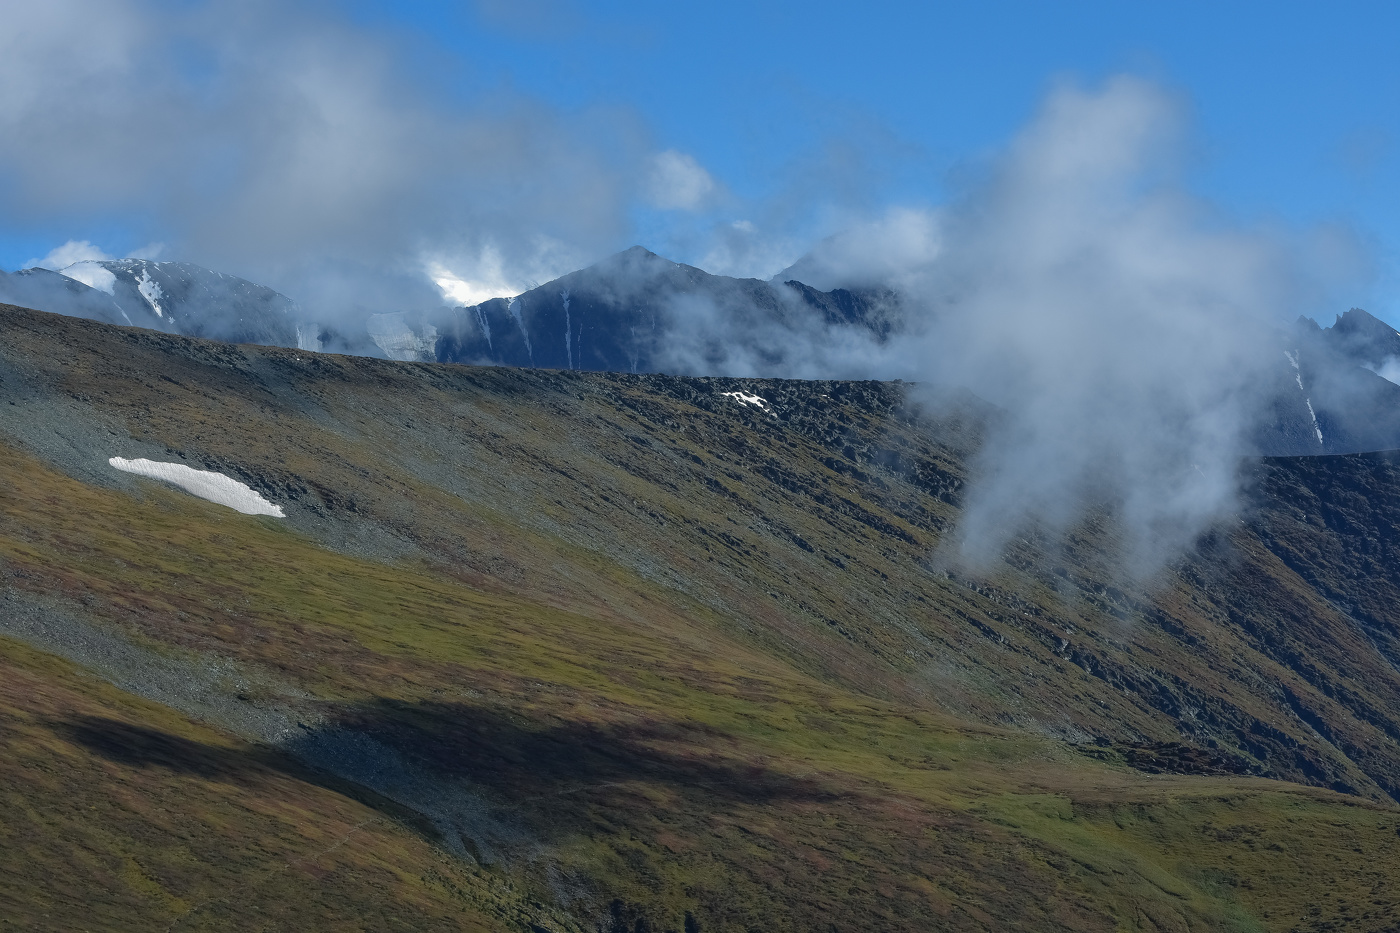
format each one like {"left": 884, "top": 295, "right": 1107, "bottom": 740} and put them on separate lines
{"left": 644, "top": 150, "right": 719, "bottom": 211}
{"left": 656, "top": 77, "right": 1367, "bottom": 578}
{"left": 905, "top": 78, "right": 1362, "bottom": 576}
{"left": 0, "top": 0, "right": 663, "bottom": 318}
{"left": 26, "top": 240, "right": 112, "bottom": 271}
{"left": 24, "top": 238, "right": 164, "bottom": 271}
{"left": 776, "top": 207, "right": 942, "bottom": 290}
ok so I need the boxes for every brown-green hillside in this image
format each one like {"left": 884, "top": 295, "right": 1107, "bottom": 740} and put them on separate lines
{"left": 4, "top": 302, "right": 1400, "bottom": 931}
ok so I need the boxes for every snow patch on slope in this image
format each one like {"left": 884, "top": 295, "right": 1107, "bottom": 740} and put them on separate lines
{"left": 1285, "top": 349, "right": 1303, "bottom": 391}
{"left": 721, "top": 390, "right": 776, "bottom": 416}
{"left": 1305, "top": 398, "right": 1324, "bottom": 446}
{"left": 472, "top": 305, "right": 492, "bottom": 350}
{"left": 1285, "top": 351, "right": 1324, "bottom": 447}
{"left": 508, "top": 296, "right": 534, "bottom": 363}
{"left": 135, "top": 268, "right": 165, "bottom": 318}
{"left": 561, "top": 289, "right": 573, "bottom": 370}
{"left": 109, "top": 457, "right": 285, "bottom": 517}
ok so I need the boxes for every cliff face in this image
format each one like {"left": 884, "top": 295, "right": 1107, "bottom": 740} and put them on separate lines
{"left": 5, "top": 303, "right": 1400, "bottom": 931}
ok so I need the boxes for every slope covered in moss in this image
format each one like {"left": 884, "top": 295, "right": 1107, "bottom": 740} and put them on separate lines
{"left": 4, "top": 303, "right": 1400, "bottom": 930}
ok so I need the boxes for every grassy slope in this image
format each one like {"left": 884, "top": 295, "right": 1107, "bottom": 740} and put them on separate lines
{"left": 3, "top": 442, "right": 1400, "bottom": 931}
{"left": 0, "top": 635, "right": 562, "bottom": 933}
{"left": 3, "top": 305, "right": 1400, "bottom": 928}
{"left": 5, "top": 305, "right": 1398, "bottom": 798}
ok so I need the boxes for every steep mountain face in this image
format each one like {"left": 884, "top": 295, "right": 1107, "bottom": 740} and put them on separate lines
{"left": 1, "top": 259, "right": 303, "bottom": 347}
{"left": 6, "top": 303, "right": 1400, "bottom": 931}
{"left": 1323, "top": 306, "right": 1400, "bottom": 369}
{"left": 3, "top": 248, "right": 900, "bottom": 376}
{"left": 389, "top": 246, "right": 901, "bottom": 373}
{"left": 1254, "top": 308, "right": 1400, "bottom": 456}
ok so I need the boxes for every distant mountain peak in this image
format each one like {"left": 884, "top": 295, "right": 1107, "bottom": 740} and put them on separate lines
{"left": 1321, "top": 307, "right": 1400, "bottom": 371}
{"left": 1334, "top": 306, "right": 1399, "bottom": 337}
{"left": 2, "top": 258, "right": 301, "bottom": 347}
{"left": 10, "top": 249, "right": 1400, "bottom": 462}
{"left": 420, "top": 245, "right": 902, "bottom": 374}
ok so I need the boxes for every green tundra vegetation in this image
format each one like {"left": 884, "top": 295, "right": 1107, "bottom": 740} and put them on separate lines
{"left": 3, "top": 304, "right": 1400, "bottom": 931}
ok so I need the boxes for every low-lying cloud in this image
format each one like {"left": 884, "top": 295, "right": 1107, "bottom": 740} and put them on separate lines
{"left": 834, "top": 78, "right": 1360, "bottom": 575}
{"left": 644, "top": 77, "right": 1365, "bottom": 576}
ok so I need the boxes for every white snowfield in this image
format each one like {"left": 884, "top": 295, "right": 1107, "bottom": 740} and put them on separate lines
{"left": 108, "top": 457, "right": 285, "bottom": 517}
{"left": 720, "top": 390, "right": 776, "bottom": 415}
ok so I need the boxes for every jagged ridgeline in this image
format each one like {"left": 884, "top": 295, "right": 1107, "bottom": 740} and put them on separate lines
{"left": 422, "top": 246, "right": 900, "bottom": 373}
{"left": 8, "top": 247, "right": 1400, "bottom": 459}
{"left": 6, "top": 304, "right": 1400, "bottom": 931}
{"left": 0, "top": 247, "right": 900, "bottom": 375}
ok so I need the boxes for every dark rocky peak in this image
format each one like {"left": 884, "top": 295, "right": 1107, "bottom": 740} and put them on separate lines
{"left": 781, "top": 280, "right": 901, "bottom": 339}
{"left": 427, "top": 247, "right": 907, "bottom": 374}
{"left": 1258, "top": 307, "right": 1400, "bottom": 457}
{"left": 1323, "top": 307, "right": 1400, "bottom": 369}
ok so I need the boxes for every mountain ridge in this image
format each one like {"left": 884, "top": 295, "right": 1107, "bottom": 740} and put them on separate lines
{"left": 1, "top": 258, "right": 302, "bottom": 347}
{"left": 7, "top": 249, "right": 1400, "bottom": 457}
{"left": 397, "top": 245, "right": 901, "bottom": 375}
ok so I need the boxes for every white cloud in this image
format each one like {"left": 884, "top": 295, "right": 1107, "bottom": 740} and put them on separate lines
{"left": 659, "top": 76, "right": 1365, "bottom": 578}
{"left": 0, "top": 0, "right": 640, "bottom": 320}
{"left": 777, "top": 207, "right": 942, "bottom": 289}
{"left": 644, "top": 150, "right": 717, "bottom": 211}
{"left": 698, "top": 220, "right": 801, "bottom": 279}
{"left": 425, "top": 236, "right": 586, "bottom": 306}
{"left": 58, "top": 260, "right": 117, "bottom": 293}
{"left": 899, "top": 76, "right": 1342, "bottom": 576}
{"left": 1368, "top": 356, "right": 1400, "bottom": 385}
{"left": 429, "top": 261, "right": 520, "bottom": 306}
{"left": 126, "top": 242, "right": 165, "bottom": 260}
{"left": 26, "top": 239, "right": 112, "bottom": 270}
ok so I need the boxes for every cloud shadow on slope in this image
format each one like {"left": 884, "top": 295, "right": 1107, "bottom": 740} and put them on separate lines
{"left": 58, "top": 698, "right": 850, "bottom": 861}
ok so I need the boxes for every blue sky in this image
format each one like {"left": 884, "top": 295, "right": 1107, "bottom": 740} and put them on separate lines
{"left": 462, "top": 0, "right": 1400, "bottom": 318}
{"left": 443, "top": 0, "right": 1397, "bottom": 207}
{"left": 2, "top": 0, "right": 1396, "bottom": 321}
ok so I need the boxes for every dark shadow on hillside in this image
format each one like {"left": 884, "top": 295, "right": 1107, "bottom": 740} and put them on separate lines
{"left": 53, "top": 715, "right": 446, "bottom": 837}
{"left": 321, "top": 698, "right": 846, "bottom": 807}
{"left": 59, "top": 699, "right": 849, "bottom": 863}
{"left": 58, "top": 717, "right": 275, "bottom": 784}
